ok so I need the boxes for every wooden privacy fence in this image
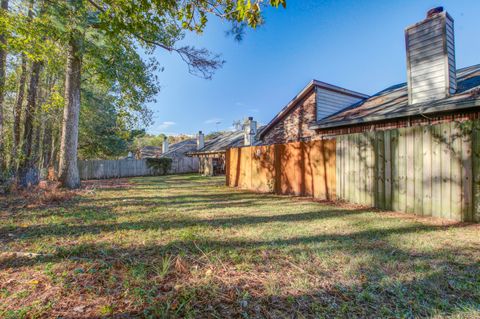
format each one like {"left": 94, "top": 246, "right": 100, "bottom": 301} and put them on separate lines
{"left": 78, "top": 158, "right": 198, "bottom": 180}
{"left": 226, "top": 140, "right": 336, "bottom": 200}
{"left": 336, "top": 121, "right": 480, "bottom": 222}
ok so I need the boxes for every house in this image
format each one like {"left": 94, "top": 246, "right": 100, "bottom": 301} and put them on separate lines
{"left": 160, "top": 139, "right": 200, "bottom": 173}
{"left": 258, "top": 7, "right": 480, "bottom": 145}
{"left": 135, "top": 139, "right": 199, "bottom": 173}
{"left": 136, "top": 146, "right": 163, "bottom": 159}
{"left": 228, "top": 7, "right": 480, "bottom": 222}
{"left": 188, "top": 117, "right": 260, "bottom": 176}
{"left": 258, "top": 81, "right": 369, "bottom": 144}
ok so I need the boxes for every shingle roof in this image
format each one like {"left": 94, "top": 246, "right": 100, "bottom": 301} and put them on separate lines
{"left": 138, "top": 146, "right": 162, "bottom": 159}
{"left": 161, "top": 139, "right": 197, "bottom": 158}
{"left": 312, "top": 64, "right": 480, "bottom": 129}
{"left": 188, "top": 131, "right": 245, "bottom": 155}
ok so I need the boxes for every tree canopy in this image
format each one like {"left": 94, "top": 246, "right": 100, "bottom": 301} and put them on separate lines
{"left": 0, "top": 0, "right": 286, "bottom": 189}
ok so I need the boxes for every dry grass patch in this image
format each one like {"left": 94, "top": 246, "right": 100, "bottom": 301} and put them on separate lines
{"left": 0, "top": 174, "right": 479, "bottom": 318}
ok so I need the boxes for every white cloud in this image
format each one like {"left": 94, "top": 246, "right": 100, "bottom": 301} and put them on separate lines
{"left": 204, "top": 118, "right": 223, "bottom": 124}
{"left": 156, "top": 121, "right": 176, "bottom": 130}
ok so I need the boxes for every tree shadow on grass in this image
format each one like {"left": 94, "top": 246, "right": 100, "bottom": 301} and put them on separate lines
{"left": 2, "top": 222, "right": 479, "bottom": 318}
{"left": 0, "top": 207, "right": 373, "bottom": 245}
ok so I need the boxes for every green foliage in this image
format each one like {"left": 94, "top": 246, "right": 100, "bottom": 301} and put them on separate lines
{"left": 131, "top": 133, "right": 166, "bottom": 151}
{"left": 0, "top": 0, "right": 287, "bottom": 176}
{"left": 146, "top": 157, "right": 172, "bottom": 175}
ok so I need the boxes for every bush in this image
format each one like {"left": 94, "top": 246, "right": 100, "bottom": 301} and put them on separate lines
{"left": 146, "top": 158, "right": 172, "bottom": 175}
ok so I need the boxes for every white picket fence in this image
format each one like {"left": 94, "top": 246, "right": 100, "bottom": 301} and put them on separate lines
{"left": 78, "top": 158, "right": 199, "bottom": 180}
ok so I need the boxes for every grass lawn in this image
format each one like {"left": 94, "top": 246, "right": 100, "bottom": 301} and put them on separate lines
{"left": 1, "top": 174, "right": 479, "bottom": 318}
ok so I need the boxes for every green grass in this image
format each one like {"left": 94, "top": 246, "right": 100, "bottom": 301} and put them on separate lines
{"left": 1, "top": 174, "right": 479, "bottom": 318}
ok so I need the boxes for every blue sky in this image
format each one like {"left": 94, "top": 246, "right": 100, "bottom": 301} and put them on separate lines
{"left": 146, "top": 0, "right": 480, "bottom": 136}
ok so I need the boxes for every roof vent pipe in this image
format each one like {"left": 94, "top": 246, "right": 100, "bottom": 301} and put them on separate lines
{"left": 244, "top": 117, "right": 257, "bottom": 146}
{"left": 162, "top": 138, "right": 169, "bottom": 154}
{"left": 197, "top": 131, "right": 205, "bottom": 150}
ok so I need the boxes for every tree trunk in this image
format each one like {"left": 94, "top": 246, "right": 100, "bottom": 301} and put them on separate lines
{"left": 58, "top": 33, "right": 82, "bottom": 189}
{"left": 18, "top": 60, "right": 42, "bottom": 187}
{"left": 13, "top": 53, "right": 27, "bottom": 156}
{"left": 0, "top": 0, "right": 9, "bottom": 175}
{"left": 42, "top": 121, "right": 52, "bottom": 169}
{"left": 12, "top": 2, "right": 33, "bottom": 166}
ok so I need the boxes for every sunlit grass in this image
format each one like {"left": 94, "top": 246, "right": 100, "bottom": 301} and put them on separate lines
{"left": 0, "top": 174, "right": 479, "bottom": 318}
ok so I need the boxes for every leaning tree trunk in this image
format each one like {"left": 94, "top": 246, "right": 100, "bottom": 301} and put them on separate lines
{"left": 0, "top": 0, "right": 9, "bottom": 175}
{"left": 18, "top": 60, "right": 42, "bottom": 187}
{"left": 58, "top": 33, "right": 82, "bottom": 189}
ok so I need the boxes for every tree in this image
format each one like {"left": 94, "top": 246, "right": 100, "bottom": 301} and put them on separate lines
{"left": 53, "top": 0, "right": 286, "bottom": 189}
{"left": 58, "top": 3, "right": 83, "bottom": 188}
{"left": 17, "top": 59, "right": 42, "bottom": 186}
{"left": 0, "top": 0, "right": 286, "bottom": 189}
{"left": 0, "top": 0, "right": 8, "bottom": 176}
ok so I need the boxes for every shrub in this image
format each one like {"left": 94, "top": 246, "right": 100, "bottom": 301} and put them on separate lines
{"left": 146, "top": 158, "right": 172, "bottom": 175}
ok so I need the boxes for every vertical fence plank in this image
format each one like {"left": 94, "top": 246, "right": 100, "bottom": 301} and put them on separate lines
{"left": 414, "top": 126, "right": 424, "bottom": 215}
{"left": 391, "top": 130, "right": 399, "bottom": 211}
{"left": 398, "top": 128, "right": 407, "bottom": 213}
{"left": 376, "top": 131, "right": 386, "bottom": 209}
{"left": 473, "top": 121, "right": 480, "bottom": 222}
{"left": 366, "top": 132, "right": 374, "bottom": 207}
{"left": 451, "top": 122, "right": 463, "bottom": 221}
{"left": 336, "top": 137, "right": 342, "bottom": 200}
{"left": 355, "top": 134, "right": 361, "bottom": 204}
{"left": 340, "top": 137, "right": 344, "bottom": 200}
{"left": 359, "top": 133, "right": 366, "bottom": 205}
{"left": 432, "top": 124, "right": 442, "bottom": 218}
{"left": 384, "top": 130, "right": 392, "bottom": 210}
{"left": 440, "top": 123, "right": 451, "bottom": 219}
{"left": 346, "top": 135, "right": 352, "bottom": 203}
{"left": 225, "top": 149, "right": 231, "bottom": 186}
{"left": 423, "top": 126, "right": 433, "bottom": 216}
{"left": 406, "top": 127, "right": 415, "bottom": 213}
{"left": 461, "top": 123, "right": 473, "bottom": 221}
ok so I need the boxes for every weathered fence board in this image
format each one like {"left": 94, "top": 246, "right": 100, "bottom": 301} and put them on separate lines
{"left": 227, "top": 140, "right": 336, "bottom": 200}
{"left": 78, "top": 157, "right": 198, "bottom": 180}
{"left": 336, "top": 120, "right": 480, "bottom": 222}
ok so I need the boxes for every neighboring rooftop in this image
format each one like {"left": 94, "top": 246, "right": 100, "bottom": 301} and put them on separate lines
{"left": 137, "top": 146, "right": 162, "bottom": 159}
{"left": 161, "top": 139, "right": 197, "bottom": 158}
{"left": 188, "top": 130, "right": 245, "bottom": 155}
{"left": 312, "top": 64, "right": 480, "bottom": 129}
{"left": 259, "top": 80, "right": 369, "bottom": 139}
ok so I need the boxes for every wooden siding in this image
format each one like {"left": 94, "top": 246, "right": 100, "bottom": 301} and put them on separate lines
{"left": 445, "top": 15, "right": 457, "bottom": 94}
{"left": 316, "top": 86, "right": 364, "bottom": 120}
{"left": 406, "top": 11, "right": 456, "bottom": 104}
{"left": 227, "top": 140, "right": 336, "bottom": 200}
{"left": 336, "top": 121, "right": 480, "bottom": 222}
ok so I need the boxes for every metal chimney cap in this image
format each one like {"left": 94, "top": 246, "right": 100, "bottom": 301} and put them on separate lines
{"left": 427, "top": 7, "right": 443, "bottom": 18}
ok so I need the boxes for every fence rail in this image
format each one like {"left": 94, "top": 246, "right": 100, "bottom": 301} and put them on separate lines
{"left": 78, "top": 157, "right": 198, "bottom": 180}
{"left": 226, "top": 140, "right": 336, "bottom": 200}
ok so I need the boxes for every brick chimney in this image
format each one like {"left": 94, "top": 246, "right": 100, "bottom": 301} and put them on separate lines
{"left": 243, "top": 117, "right": 257, "bottom": 146}
{"left": 197, "top": 131, "right": 204, "bottom": 150}
{"left": 405, "top": 7, "right": 456, "bottom": 105}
